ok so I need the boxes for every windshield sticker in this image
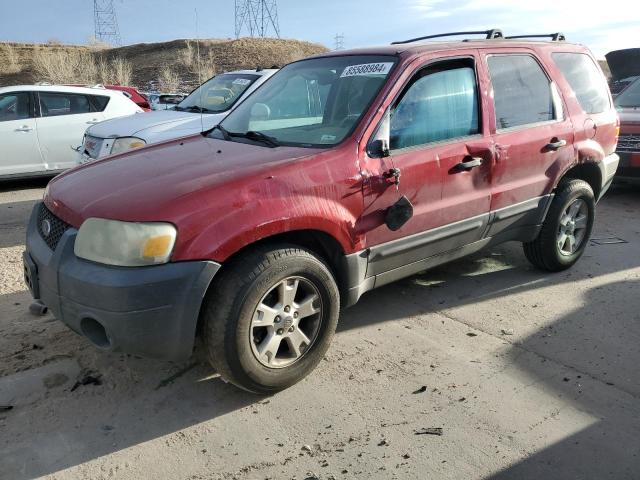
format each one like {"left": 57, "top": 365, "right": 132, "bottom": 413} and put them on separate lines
{"left": 320, "top": 134, "right": 337, "bottom": 142}
{"left": 232, "top": 78, "right": 252, "bottom": 85}
{"left": 340, "top": 62, "right": 394, "bottom": 78}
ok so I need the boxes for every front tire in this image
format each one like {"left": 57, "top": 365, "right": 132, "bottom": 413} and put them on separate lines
{"left": 523, "top": 179, "right": 595, "bottom": 272}
{"left": 202, "top": 245, "right": 340, "bottom": 394}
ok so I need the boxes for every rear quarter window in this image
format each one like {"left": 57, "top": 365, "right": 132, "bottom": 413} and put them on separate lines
{"left": 89, "top": 95, "right": 110, "bottom": 112}
{"left": 552, "top": 52, "right": 610, "bottom": 114}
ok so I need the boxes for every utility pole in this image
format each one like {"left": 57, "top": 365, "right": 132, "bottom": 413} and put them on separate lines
{"left": 93, "top": 0, "right": 122, "bottom": 46}
{"left": 235, "top": 0, "right": 280, "bottom": 39}
{"left": 334, "top": 33, "right": 345, "bottom": 50}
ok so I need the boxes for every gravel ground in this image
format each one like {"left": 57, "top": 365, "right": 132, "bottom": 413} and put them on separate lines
{"left": 0, "top": 178, "right": 638, "bottom": 480}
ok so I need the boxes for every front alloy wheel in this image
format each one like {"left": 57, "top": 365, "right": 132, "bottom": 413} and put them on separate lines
{"left": 203, "top": 245, "right": 340, "bottom": 394}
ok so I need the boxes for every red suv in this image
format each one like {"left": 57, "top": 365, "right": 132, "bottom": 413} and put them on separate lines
{"left": 24, "top": 30, "right": 619, "bottom": 393}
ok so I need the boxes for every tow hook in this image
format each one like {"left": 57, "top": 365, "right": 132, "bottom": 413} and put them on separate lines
{"left": 29, "top": 300, "right": 48, "bottom": 316}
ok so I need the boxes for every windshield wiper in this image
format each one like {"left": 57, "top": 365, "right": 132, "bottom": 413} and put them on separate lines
{"left": 176, "top": 105, "right": 214, "bottom": 113}
{"left": 205, "top": 125, "right": 279, "bottom": 147}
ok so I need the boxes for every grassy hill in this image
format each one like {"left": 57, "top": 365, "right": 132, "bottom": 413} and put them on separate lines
{"left": 0, "top": 37, "right": 328, "bottom": 92}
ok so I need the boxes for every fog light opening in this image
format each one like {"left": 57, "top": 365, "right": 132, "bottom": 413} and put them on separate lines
{"left": 80, "top": 318, "right": 111, "bottom": 349}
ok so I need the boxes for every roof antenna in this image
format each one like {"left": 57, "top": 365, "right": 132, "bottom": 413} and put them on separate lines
{"left": 195, "top": 8, "right": 204, "bottom": 135}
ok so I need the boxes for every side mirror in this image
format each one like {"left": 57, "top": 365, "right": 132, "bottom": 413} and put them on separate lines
{"left": 385, "top": 196, "right": 413, "bottom": 231}
{"left": 368, "top": 139, "right": 390, "bottom": 158}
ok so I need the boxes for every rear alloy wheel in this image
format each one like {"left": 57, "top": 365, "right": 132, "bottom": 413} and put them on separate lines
{"left": 203, "top": 245, "right": 339, "bottom": 394}
{"left": 523, "top": 179, "right": 595, "bottom": 272}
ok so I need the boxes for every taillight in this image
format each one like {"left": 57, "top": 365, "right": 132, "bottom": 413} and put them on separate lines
{"left": 614, "top": 115, "right": 620, "bottom": 150}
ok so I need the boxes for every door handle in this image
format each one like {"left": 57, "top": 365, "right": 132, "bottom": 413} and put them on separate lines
{"left": 15, "top": 125, "right": 33, "bottom": 132}
{"left": 454, "top": 156, "right": 483, "bottom": 172}
{"left": 546, "top": 138, "right": 567, "bottom": 151}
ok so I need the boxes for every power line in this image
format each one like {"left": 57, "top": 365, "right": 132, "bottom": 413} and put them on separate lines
{"left": 334, "top": 33, "right": 345, "bottom": 50}
{"left": 235, "top": 0, "right": 280, "bottom": 39}
{"left": 93, "top": 0, "right": 122, "bottom": 46}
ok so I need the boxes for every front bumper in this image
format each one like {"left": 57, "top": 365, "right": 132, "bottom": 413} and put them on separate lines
{"left": 24, "top": 202, "right": 220, "bottom": 361}
{"left": 615, "top": 151, "right": 640, "bottom": 183}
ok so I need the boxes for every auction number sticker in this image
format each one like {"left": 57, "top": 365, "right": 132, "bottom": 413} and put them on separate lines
{"left": 340, "top": 62, "right": 394, "bottom": 78}
{"left": 233, "top": 78, "right": 252, "bottom": 85}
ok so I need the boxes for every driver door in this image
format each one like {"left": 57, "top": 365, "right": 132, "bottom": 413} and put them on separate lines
{"left": 360, "top": 55, "right": 493, "bottom": 276}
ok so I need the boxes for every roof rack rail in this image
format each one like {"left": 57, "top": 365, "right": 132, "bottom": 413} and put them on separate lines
{"left": 391, "top": 29, "right": 503, "bottom": 45}
{"left": 505, "top": 33, "right": 566, "bottom": 41}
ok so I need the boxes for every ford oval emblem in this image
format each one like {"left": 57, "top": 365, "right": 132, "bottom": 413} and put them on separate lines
{"left": 41, "top": 219, "right": 51, "bottom": 237}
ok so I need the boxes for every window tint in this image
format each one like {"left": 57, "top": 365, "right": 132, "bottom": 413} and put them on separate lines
{"left": 553, "top": 53, "right": 609, "bottom": 114}
{"left": 488, "top": 55, "right": 554, "bottom": 129}
{"left": 39, "top": 92, "right": 91, "bottom": 117}
{"left": 89, "top": 95, "right": 110, "bottom": 112}
{"left": 390, "top": 65, "right": 479, "bottom": 150}
{"left": 0, "top": 92, "right": 31, "bottom": 122}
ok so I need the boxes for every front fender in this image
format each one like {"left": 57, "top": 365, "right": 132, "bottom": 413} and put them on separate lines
{"left": 175, "top": 196, "right": 362, "bottom": 262}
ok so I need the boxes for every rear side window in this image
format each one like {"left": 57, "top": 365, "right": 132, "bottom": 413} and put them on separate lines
{"left": 89, "top": 95, "right": 110, "bottom": 112}
{"left": 39, "top": 92, "right": 91, "bottom": 117}
{"left": 488, "top": 55, "right": 554, "bottom": 129}
{"left": 390, "top": 63, "right": 479, "bottom": 150}
{"left": 0, "top": 92, "right": 31, "bottom": 122}
{"left": 552, "top": 53, "right": 609, "bottom": 114}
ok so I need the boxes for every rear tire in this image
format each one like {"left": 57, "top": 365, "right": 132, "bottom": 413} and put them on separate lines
{"left": 202, "top": 245, "right": 340, "bottom": 394}
{"left": 523, "top": 179, "right": 595, "bottom": 272}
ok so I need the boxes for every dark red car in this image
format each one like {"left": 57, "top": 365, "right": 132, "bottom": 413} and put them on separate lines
{"left": 614, "top": 78, "right": 640, "bottom": 182}
{"left": 25, "top": 30, "right": 619, "bottom": 393}
{"left": 105, "top": 85, "right": 151, "bottom": 111}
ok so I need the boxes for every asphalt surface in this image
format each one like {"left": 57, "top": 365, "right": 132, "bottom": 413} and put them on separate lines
{"left": 0, "top": 177, "right": 638, "bottom": 480}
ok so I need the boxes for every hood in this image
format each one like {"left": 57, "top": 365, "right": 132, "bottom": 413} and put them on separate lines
{"left": 87, "top": 110, "right": 226, "bottom": 139}
{"left": 606, "top": 49, "right": 640, "bottom": 82}
{"left": 46, "top": 135, "right": 322, "bottom": 228}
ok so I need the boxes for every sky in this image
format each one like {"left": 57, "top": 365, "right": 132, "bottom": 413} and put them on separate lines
{"left": 0, "top": 0, "right": 638, "bottom": 58}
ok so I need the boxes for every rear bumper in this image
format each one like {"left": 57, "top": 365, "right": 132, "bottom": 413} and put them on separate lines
{"left": 598, "top": 153, "right": 620, "bottom": 200}
{"left": 25, "top": 202, "right": 220, "bottom": 360}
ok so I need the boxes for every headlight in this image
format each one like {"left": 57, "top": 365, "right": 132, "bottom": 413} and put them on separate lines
{"left": 74, "top": 218, "right": 176, "bottom": 267}
{"left": 110, "top": 137, "right": 146, "bottom": 155}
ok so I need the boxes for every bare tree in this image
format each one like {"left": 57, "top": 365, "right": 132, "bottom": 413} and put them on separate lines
{"left": 111, "top": 57, "right": 133, "bottom": 85}
{"left": 158, "top": 67, "right": 181, "bottom": 92}
{"left": 1, "top": 43, "right": 21, "bottom": 74}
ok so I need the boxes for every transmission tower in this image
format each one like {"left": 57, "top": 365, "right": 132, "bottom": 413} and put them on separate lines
{"left": 334, "top": 33, "right": 345, "bottom": 50}
{"left": 93, "top": 0, "right": 122, "bottom": 46}
{"left": 235, "top": 0, "right": 280, "bottom": 39}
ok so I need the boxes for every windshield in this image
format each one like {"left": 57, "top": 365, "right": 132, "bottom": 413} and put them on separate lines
{"left": 615, "top": 78, "right": 640, "bottom": 108}
{"left": 176, "top": 73, "right": 259, "bottom": 113}
{"left": 216, "top": 55, "right": 397, "bottom": 147}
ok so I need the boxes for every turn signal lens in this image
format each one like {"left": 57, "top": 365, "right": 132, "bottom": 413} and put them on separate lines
{"left": 142, "top": 235, "right": 173, "bottom": 258}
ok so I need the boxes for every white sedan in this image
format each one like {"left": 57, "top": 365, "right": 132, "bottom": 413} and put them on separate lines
{"left": 0, "top": 85, "right": 142, "bottom": 179}
{"left": 78, "top": 69, "right": 277, "bottom": 162}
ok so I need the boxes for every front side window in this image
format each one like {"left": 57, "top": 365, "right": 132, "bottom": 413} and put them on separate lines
{"left": 39, "top": 92, "right": 91, "bottom": 117}
{"left": 176, "top": 73, "right": 259, "bottom": 113}
{"left": 553, "top": 52, "right": 610, "bottom": 114}
{"left": 614, "top": 78, "right": 640, "bottom": 108}
{"left": 390, "top": 62, "right": 479, "bottom": 150}
{"left": 488, "top": 55, "right": 554, "bottom": 129}
{"left": 217, "top": 55, "right": 397, "bottom": 147}
{"left": 0, "top": 92, "right": 30, "bottom": 122}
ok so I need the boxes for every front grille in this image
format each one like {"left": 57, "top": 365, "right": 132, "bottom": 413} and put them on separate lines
{"left": 37, "top": 204, "right": 71, "bottom": 251}
{"left": 617, "top": 134, "right": 640, "bottom": 153}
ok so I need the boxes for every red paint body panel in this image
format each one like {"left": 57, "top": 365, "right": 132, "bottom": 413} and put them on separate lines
{"left": 105, "top": 85, "right": 152, "bottom": 111}
{"left": 45, "top": 40, "right": 618, "bottom": 266}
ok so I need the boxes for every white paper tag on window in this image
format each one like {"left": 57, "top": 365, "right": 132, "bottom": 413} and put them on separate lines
{"left": 233, "top": 78, "right": 251, "bottom": 85}
{"left": 340, "top": 62, "right": 394, "bottom": 78}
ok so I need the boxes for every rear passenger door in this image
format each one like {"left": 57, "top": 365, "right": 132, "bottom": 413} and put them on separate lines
{"left": 482, "top": 51, "right": 575, "bottom": 235}
{"left": 35, "top": 91, "right": 106, "bottom": 170}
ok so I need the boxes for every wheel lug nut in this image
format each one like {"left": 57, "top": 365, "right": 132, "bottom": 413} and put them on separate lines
{"left": 284, "top": 305, "right": 291, "bottom": 313}
{"left": 288, "top": 326, "right": 294, "bottom": 332}
{"left": 293, "top": 312, "right": 298, "bottom": 319}
{"left": 275, "top": 316, "right": 281, "bottom": 323}
{"left": 277, "top": 329, "right": 284, "bottom": 335}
